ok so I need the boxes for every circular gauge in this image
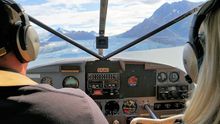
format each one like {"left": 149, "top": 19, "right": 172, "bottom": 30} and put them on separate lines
{"left": 41, "top": 77, "right": 53, "bottom": 85}
{"left": 63, "top": 76, "right": 79, "bottom": 88}
{"left": 128, "top": 75, "right": 138, "bottom": 87}
{"left": 169, "top": 72, "right": 179, "bottom": 82}
{"left": 157, "top": 72, "right": 167, "bottom": 82}
{"left": 122, "top": 100, "right": 137, "bottom": 114}
{"left": 105, "top": 101, "right": 120, "bottom": 115}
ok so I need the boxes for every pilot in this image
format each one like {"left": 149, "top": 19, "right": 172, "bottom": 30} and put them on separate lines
{"left": 0, "top": 0, "right": 108, "bottom": 124}
{"left": 183, "top": 0, "right": 220, "bottom": 123}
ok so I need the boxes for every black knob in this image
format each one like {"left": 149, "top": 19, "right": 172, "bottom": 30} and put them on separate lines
{"left": 181, "top": 93, "right": 188, "bottom": 99}
{"left": 154, "top": 104, "right": 161, "bottom": 110}
{"left": 164, "top": 103, "right": 171, "bottom": 109}
{"left": 161, "top": 93, "right": 167, "bottom": 100}
{"left": 168, "top": 86, "right": 179, "bottom": 99}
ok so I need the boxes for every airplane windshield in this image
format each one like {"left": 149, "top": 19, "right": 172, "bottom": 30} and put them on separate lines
{"left": 16, "top": 0, "right": 206, "bottom": 67}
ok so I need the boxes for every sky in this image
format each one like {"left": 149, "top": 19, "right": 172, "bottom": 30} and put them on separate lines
{"left": 16, "top": 0, "right": 207, "bottom": 36}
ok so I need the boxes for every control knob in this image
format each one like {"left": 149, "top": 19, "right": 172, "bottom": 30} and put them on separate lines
{"left": 164, "top": 103, "right": 172, "bottom": 109}
{"left": 168, "top": 86, "right": 179, "bottom": 99}
{"left": 180, "top": 93, "right": 188, "bottom": 99}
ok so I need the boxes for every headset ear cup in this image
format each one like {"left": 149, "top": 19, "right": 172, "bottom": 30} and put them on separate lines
{"left": 16, "top": 25, "right": 39, "bottom": 62}
{"left": 25, "top": 26, "right": 40, "bottom": 60}
{"left": 18, "top": 23, "right": 27, "bottom": 50}
{"left": 183, "top": 43, "right": 198, "bottom": 83}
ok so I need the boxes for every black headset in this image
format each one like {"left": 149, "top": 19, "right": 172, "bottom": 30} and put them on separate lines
{"left": 0, "top": 0, "right": 39, "bottom": 63}
{"left": 183, "top": 0, "right": 219, "bottom": 82}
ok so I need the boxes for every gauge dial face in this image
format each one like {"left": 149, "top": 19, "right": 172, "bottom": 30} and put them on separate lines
{"left": 157, "top": 72, "right": 167, "bottom": 82}
{"left": 105, "top": 101, "right": 120, "bottom": 115}
{"left": 122, "top": 100, "right": 137, "bottom": 114}
{"left": 41, "top": 77, "right": 53, "bottom": 85}
{"left": 169, "top": 72, "right": 179, "bottom": 82}
{"left": 128, "top": 76, "right": 138, "bottom": 87}
{"left": 63, "top": 76, "right": 79, "bottom": 88}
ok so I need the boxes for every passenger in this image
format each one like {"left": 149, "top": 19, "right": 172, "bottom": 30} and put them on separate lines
{"left": 0, "top": 0, "right": 108, "bottom": 124}
{"left": 129, "top": 1, "right": 220, "bottom": 124}
{"left": 183, "top": 1, "right": 220, "bottom": 124}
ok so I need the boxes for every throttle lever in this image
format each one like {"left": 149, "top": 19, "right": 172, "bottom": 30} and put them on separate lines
{"left": 144, "top": 104, "right": 159, "bottom": 119}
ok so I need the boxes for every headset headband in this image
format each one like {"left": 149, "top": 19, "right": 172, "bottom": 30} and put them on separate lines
{"left": 0, "top": 0, "right": 29, "bottom": 26}
{"left": 189, "top": 0, "right": 219, "bottom": 59}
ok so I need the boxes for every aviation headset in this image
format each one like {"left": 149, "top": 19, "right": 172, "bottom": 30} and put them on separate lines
{"left": 183, "top": 0, "right": 220, "bottom": 82}
{"left": 0, "top": 0, "right": 39, "bottom": 63}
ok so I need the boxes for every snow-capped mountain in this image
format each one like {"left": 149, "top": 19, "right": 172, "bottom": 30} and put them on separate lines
{"left": 47, "top": 28, "right": 97, "bottom": 41}
{"left": 118, "top": 0, "right": 201, "bottom": 45}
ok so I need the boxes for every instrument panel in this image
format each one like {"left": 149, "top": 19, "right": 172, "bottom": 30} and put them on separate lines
{"left": 27, "top": 59, "right": 193, "bottom": 124}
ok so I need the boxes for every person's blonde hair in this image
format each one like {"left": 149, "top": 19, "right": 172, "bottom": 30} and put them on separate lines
{"left": 183, "top": 9, "right": 220, "bottom": 124}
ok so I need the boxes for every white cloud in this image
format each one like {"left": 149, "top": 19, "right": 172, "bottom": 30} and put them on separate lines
{"left": 22, "top": 0, "right": 99, "bottom": 32}
{"left": 105, "top": 0, "right": 168, "bottom": 35}
{"left": 20, "top": 0, "right": 206, "bottom": 36}
{"left": 47, "top": 0, "right": 96, "bottom": 5}
{"left": 40, "top": 42, "right": 67, "bottom": 53}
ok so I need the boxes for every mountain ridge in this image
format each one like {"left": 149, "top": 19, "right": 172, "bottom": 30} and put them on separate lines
{"left": 117, "top": 0, "right": 201, "bottom": 45}
{"left": 48, "top": 28, "right": 97, "bottom": 41}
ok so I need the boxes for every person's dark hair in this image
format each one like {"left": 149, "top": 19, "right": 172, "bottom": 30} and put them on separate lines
{"left": 0, "top": 4, "right": 18, "bottom": 52}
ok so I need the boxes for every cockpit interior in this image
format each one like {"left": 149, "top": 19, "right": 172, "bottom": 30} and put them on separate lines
{"left": 16, "top": 0, "right": 212, "bottom": 123}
